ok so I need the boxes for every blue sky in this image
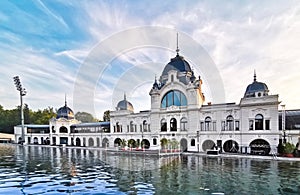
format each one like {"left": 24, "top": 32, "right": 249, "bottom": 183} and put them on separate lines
{"left": 0, "top": 0, "right": 299, "bottom": 119}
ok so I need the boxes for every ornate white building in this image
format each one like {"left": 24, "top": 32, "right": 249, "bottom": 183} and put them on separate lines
{"left": 15, "top": 50, "right": 282, "bottom": 155}
{"left": 110, "top": 50, "right": 280, "bottom": 154}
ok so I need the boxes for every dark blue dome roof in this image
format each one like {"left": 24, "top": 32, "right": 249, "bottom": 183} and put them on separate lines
{"left": 57, "top": 104, "right": 74, "bottom": 119}
{"left": 116, "top": 94, "right": 134, "bottom": 112}
{"left": 244, "top": 73, "right": 269, "bottom": 97}
{"left": 245, "top": 81, "right": 268, "bottom": 93}
{"left": 161, "top": 54, "right": 192, "bottom": 76}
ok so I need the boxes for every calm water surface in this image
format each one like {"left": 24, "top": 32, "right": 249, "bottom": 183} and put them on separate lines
{"left": 0, "top": 144, "right": 299, "bottom": 195}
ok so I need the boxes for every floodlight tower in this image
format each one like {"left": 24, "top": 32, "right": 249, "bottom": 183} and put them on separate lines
{"left": 13, "top": 76, "right": 27, "bottom": 144}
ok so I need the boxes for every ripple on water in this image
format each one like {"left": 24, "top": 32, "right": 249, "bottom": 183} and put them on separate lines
{"left": 1, "top": 145, "right": 300, "bottom": 194}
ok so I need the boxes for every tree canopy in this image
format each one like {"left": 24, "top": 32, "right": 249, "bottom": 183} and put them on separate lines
{"left": 0, "top": 104, "right": 56, "bottom": 134}
{"left": 103, "top": 110, "right": 110, "bottom": 121}
{"left": 75, "top": 112, "right": 98, "bottom": 123}
{"left": 0, "top": 104, "right": 109, "bottom": 134}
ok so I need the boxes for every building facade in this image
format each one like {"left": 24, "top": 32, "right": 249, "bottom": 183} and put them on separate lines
{"left": 14, "top": 101, "right": 110, "bottom": 147}
{"left": 15, "top": 50, "right": 295, "bottom": 155}
{"left": 110, "top": 51, "right": 280, "bottom": 154}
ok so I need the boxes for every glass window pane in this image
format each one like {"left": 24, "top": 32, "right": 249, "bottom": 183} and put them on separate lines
{"left": 167, "top": 91, "right": 173, "bottom": 107}
{"left": 161, "top": 90, "right": 187, "bottom": 108}
{"left": 161, "top": 96, "right": 166, "bottom": 108}
{"left": 180, "top": 92, "right": 187, "bottom": 106}
{"left": 174, "top": 91, "right": 181, "bottom": 106}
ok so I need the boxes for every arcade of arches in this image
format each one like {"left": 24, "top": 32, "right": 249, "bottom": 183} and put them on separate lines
{"left": 26, "top": 135, "right": 271, "bottom": 155}
{"left": 201, "top": 138, "right": 271, "bottom": 155}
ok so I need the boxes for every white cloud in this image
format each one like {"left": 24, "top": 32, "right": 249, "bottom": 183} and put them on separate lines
{"left": 1, "top": 0, "right": 300, "bottom": 119}
{"left": 145, "top": 0, "right": 300, "bottom": 108}
{"left": 35, "top": 0, "right": 69, "bottom": 30}
{"left": 0, "top": 43, "right": 76, "bottom": 110}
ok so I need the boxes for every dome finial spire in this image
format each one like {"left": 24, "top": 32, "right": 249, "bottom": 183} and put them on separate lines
{"left": 176, "top": 32, "right": 180, "bottom": 55}
{"left": 254, "top": 70, "right": 257, "bottom": 82}
{"left": 124, "top": 92, "right": 126, "bottom": 101}
{"left": 65, "top": 93, "right": 67, "bottom": 107}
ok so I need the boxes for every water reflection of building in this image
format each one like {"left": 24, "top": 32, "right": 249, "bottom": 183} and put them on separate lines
{"left": 14, "top": 48, "right": 300, "bottom": 155}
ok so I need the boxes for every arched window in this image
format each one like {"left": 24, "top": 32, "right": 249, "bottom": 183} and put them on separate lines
{"left": 59, "top": 126, "right": 68, "bottom": 133}
{"left": 130, "top": 121, "right": 135, "bottom": 132}
{"left": 226, "top": 115, "right": 234, "bottom": 131}
{"left": 161, "top": 119, "right": 167, "bottom": 132}
{"left": 143, "top": 120, "right": 148, "bottom": 132}
{"left": 205, "top": 117, "right": 212, "bottom": 131}
{"left": 255, "top": 114, "right": 264, "bottom": 130}
{"left": 153, "top": 138, "right": 157, "bottom": 145}
{"left": 116, "top": 122, "right": 120, "bottom": 132}
{"left": 170, "top": 118, "right": 177, "bottom": 131}
{"left": 180, "top": 117, "right": 188, "bottom": 131}
{"left": 161, "top": 90, "right": 187, "bottom": 108}
{"left": 191, "top": 139, "right": 196, "bottom": 146}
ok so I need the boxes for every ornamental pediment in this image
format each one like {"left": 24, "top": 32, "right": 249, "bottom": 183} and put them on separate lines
{"left": 251, "top": 108, "right": 267, "bottom": 115}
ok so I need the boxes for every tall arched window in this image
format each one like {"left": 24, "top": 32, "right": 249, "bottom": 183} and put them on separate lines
{"left": 226, "top": 115, "right": 234, "bottom": 131}
{"left": 170, "top": 118, "right": 177, "bottom": 131}
{"left": 255, "top": 114, "right": 264, "bottom": 130}
{"left": 161, "top": 90, "right": 187, "bottom": 108}
{"left": 153, "top": 138, "right": 157, "bottom": 145}
{"left": 191, "top": 139, "right": 196, "bottom": 146}
{"left": 130, "top": 121, "right": 135, "bottom": 132}
{"left": 205, "top": 117, "right": 212, "bottom": 131}
{"left": 143, "top": 120, "right": 148, "bottom": 132}
{"left": 116, "top": 122, "right": 120, "bottom": 132}
{"left": 180, "top": 117, "right": 188, "bottom": 131}
{"left": 161, "top": 119, "right": 167, "bottom": 132}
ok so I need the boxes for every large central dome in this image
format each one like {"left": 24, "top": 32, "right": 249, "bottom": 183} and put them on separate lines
{"left": 159, "top": 53, "right": 195, "bottom": 85}
{"left": 161, "top": 54, "right": 192, "bottom": 76}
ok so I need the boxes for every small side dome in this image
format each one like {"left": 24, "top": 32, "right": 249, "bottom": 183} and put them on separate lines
{"left": 57, "top": 101, "right": 74, "bottom": 119}
{"left": 244, "top": 72, "right": 269, "bottom": 98}
{"left": 116, "top": 94, "right": 134, "bottom": 112}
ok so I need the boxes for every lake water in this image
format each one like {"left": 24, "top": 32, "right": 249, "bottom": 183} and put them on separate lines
{"left": 0, "top": 144, "right": 299, "bottom": 195}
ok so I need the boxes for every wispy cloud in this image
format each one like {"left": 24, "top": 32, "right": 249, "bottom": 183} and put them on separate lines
{"left": 0, "top": 0, "right": 299, "bottom": 119}
{"left": 35, "top": 0, "right": 69, "bottom": 30}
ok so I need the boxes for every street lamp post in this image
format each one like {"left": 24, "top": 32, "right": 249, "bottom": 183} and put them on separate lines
{"left": 13, "top": 76, "right": 27, "bottom": 144}
{"left": 281, "top": 104, "right": 286, "bottom": 144}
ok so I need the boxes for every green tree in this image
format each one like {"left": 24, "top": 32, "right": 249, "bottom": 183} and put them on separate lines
{"left": 103, "top": 110, "right": 110, "bottom": 121}
{"left": 120, "top": 139, "right": 127, "bottom": 148}
{"left": 0, "top": 104, "right": 56, "bottom": 134}
{"left": 160, "top": 138, "right": 168, "bottom": 149}
{"left": 75, "top": 112, "right": 97, "bottom": 123}
{"left": 29, "top": 107, "right": 56, "bottom": 124}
